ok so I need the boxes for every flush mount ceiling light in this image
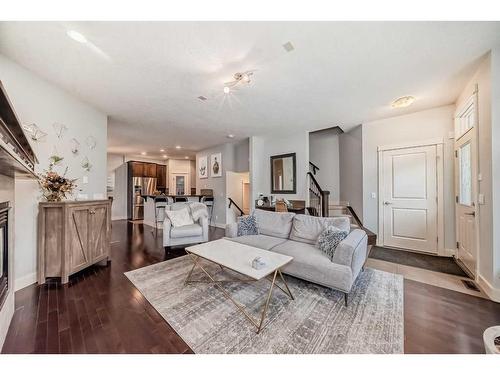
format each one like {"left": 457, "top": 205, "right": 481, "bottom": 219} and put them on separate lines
{"left": 67, "top": 30, "right": 87, "bottom": 44}
{"left": 283, "top": 41, "right": 295, "bottom": 52}
{"left": 391, "top": 95, "right": 416, "bottom": 108}
{"left": 224, "top": 70, "right": 255, "bottom": 93}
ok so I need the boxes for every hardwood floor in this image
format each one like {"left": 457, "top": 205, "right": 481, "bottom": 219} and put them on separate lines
{"left": 2, "top": 220, "right": 499, "bottom": 354}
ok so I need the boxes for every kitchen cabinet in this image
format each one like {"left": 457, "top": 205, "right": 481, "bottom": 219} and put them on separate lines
{"left": 144, "top": 163, "right": 157, "bottom": 178}
{"left": 157, "top": 164, "right": 166, "bottom": 188}
{"left": 129, "top": 161, "right": 144, "bottom": 177}
{"left": 37, "top": 200, "right": 111, "bottom": 284}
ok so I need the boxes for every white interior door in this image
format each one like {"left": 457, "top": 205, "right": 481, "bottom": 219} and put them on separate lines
{"left": 454, "top": 92, "right": 478, "bottom": 277}
{"left": 381, "top": 145, "right": 438, "bottom": 253}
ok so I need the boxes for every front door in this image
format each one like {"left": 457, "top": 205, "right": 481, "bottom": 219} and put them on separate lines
{"left": 454, "top": 92, "right": 479, "bottom": 277}
{"left": 381, "top": 145, "right": 438, "bottom": 253}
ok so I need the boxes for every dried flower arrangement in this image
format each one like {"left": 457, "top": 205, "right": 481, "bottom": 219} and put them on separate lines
{"left": 37, "top": 165, "right": 77, "bottom": 202}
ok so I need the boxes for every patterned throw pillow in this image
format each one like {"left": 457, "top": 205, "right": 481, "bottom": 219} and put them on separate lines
{"left": 316, "top": 226, "right": 349, "bottom": 261}
{"left": 237, "top": 215, "right": 259, "bottom": 236}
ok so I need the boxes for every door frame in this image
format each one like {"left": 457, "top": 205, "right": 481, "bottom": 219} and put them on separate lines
{"left": 377, "top": 138, "right": 446, "bottom": 256}
{"left": 454, "top": 87, "right": 480, "bottom": 279}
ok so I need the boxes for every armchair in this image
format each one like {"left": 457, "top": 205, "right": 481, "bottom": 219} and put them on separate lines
{"left": 163, "top": 202, "right": 209, "bottom": 248}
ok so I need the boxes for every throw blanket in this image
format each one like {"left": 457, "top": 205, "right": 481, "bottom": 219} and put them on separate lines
{"left": 189, "top": 202, "right": 209, "bottom": 221}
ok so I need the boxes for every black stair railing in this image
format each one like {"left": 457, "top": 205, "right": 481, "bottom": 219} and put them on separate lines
{"left": 228, "top": 197, "right": 245, "bottom": 216}
{"left": 307, "top": 172, "right": 329, "bottom": 217}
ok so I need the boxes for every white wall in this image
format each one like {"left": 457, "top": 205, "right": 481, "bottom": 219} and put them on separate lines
{"left": 339, "top": 125, "right": 363, "bottom": 220}
{"left": 0, "top": 54, "right": 108, "bottom": 291}
{"left": 250, "top": 131, "right": 309, "bottom": 202}
{"left": 226, "top": 171, "right": 249, "bottom": 224}
{"left": 196, "top": 143, "right": 236, "bottom": 227}
{"left": 362, "top": 105, "right": 456, "bottom": 251}
{"left": 492, "top": 47, "right": 500, "bottom": 293}
{"left": 309, "top": 129, "right": 340, "bottom": 201}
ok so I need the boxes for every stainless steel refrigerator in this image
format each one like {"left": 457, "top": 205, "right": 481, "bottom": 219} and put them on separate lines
{"left": 131, "top": 177, "right": 157, "bottom": 220}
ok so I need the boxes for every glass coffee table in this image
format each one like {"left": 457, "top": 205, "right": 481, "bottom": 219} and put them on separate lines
{"left": 185, "top": 238, "right": 294, "bottom": 333}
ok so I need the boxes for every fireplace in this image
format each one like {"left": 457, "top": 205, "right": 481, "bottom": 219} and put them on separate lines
{"left": 0, "top": 202, "right": 9, "bottom": 309}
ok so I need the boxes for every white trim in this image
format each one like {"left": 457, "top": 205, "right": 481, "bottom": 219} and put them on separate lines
{"left": 112, "top": 216, "right": 127, "bottom": 221}
{"left": 443, "top": 248, "right": 457, "bottom": 257}
{"left": 436, "top": 143, "right": 446, "bottom": 257}
{"left": 477, "top": 274, "right": 500, "bottom": 303}
{"left": 377, "top": 137, "right": 444, "bottom": 152}
{"left": 377, "top": 140, "right": 444, "bottom": 254}
{"left": 15, "top": 272, "right": 37, "bottom": 291}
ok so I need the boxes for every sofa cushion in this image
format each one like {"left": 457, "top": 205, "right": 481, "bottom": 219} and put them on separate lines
{"left": 165, "top": 207, "right": 194, "bottom": 227}
{"left": 271, "top": 240, "right": 353, "bottom": 292}
{"left": 289, "top": 215, "right": 351, "bottom": 244}
{"left": 226, "top": 234, "right": 287, "bottom": 251}
{"left": 170, "top": 223, "right": 202, "bottom": 238}
{"left": 253, "top": 209, "right": 295, "bottom": 239}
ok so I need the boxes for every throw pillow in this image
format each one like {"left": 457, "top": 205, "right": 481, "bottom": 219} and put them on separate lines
{"left": 237, "top": 215, "right": 259, "bottom": 236}
{"left": 316, "top": 226, "right": 348, "bottom": 261}
{"left": 165, "top": 207, "right": 194, "bottom": 227}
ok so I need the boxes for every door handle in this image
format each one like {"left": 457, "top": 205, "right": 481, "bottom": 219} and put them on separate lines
{"left": 383, "top": 201, "right": 392, "bottom": 205}
{"left": 464, "top": 212, "right": 475, "bottom": 217}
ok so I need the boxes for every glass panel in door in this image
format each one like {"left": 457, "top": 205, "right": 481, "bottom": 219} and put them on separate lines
{"left": 175, "top": 175, "right": 185, "bottom": 195}
{"left": 458, "top": 142, "right": 472, "bottom": 206}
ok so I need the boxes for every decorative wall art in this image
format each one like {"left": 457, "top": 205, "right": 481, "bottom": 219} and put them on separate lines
{"left": 23, "top": 123, "right": 47, "bottom": 142}
{"left": 85, "top": 135, "right": 97, "bottom": 150}
{"left": 81, "top": 156, "right": 92, "bottom": 172}
{"left": 70, "top": 138, "right": 80, "bottom": 155}
{"left": 210, "top": 152, "right": 222, "bottom": 177}
{"left": 49, "top": 146, "right": 64, "bottom": 166}
{"left": 53, "top": 122, "right": 68, "bottom": 139}
{"left": 198, "top": 155, "right": 208, "bottom": 179}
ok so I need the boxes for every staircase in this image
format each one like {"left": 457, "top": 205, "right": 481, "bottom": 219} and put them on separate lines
{"left": 307, "top": 167, "right": 376, "bottom": 246}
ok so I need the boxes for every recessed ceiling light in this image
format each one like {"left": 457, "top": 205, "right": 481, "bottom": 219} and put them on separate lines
{"left": 160, "top": 149, "right": 165, "bottom": 152}
{"left": 227, "top": 134, "right": 235, "bottom": 139}
{"left": 67, "top": 30, "right": 87, "bottom": 44}
{"left": 391, "top": 95, "right": 416, "bottom": 108}
{"left": 185, "top": 156, "right": 189, "bottom": 159}
{"left": 223, "top": 86, "right": 230, "bottom": 94}
{"left": 175, "top": 145, "right": 181, "bottom": 149}
{"left": 141, "top": 151, "right": 146, "bottom": 155}
{"left": 283, "top": 41, "right": 295, "bottom": 52}
{"left": 162, "top": 154, "right": 167, "bottom": 158}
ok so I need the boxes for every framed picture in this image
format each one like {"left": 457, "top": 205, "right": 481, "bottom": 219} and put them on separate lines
{"left": 198, "top": 156, "right": 208, "bottom": 179}
{"left": 210, "top": 153, "right": 222, "bottom": 177}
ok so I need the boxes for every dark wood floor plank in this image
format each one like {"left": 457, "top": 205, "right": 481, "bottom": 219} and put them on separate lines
{"left": 2, "top": 220, "right": 499, "bottom": 354}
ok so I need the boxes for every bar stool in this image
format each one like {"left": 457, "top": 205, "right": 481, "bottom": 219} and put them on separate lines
{"left": 175, "top": 196, "right": 188, "bottom": 203}
{"left": 201, "top": 196, "right": 214, "bottom": 226}
{"left": 152, "top": 197, "right": 170, "bottom": 238}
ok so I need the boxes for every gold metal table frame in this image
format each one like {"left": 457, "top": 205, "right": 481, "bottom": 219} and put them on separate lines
{"left": 184, "top": 251, "right": 294, "bottom": 334}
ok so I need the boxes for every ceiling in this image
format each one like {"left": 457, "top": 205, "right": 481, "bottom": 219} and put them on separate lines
{"left": 1, "top": 22, "right": 499, "bottom": 159}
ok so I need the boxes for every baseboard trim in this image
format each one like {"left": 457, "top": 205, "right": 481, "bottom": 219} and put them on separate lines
{"left": 15, "top": 272, "right": 37, "bottom": 291}
{"left": 439, "top": 248, "right": 456, "bottom": 257}
{"left": 477, "top": 274, "right": 500, "bottom": 302}
{"left": 0, "top": 291, "right": 14, "bottom": 351}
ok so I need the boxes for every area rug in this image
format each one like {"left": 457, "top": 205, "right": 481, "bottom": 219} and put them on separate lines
{"left": 125, "top": 255, "right": 404, "bottom": 354}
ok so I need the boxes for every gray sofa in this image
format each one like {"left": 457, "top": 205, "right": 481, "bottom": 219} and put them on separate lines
{"left": 225, "top": 209, "right": 368, "bottom": 305}
{"left": 163, "top": 202, "right": 209, "bottom": 248}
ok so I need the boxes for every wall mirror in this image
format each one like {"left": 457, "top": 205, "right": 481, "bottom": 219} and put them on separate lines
{"left": 270, "top": 153, "right": 296, "bottom": 194}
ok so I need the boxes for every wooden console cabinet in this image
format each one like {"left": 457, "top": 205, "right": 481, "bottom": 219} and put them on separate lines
{"left": 37, "top": 200, "right": 111, "bottom": 284}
